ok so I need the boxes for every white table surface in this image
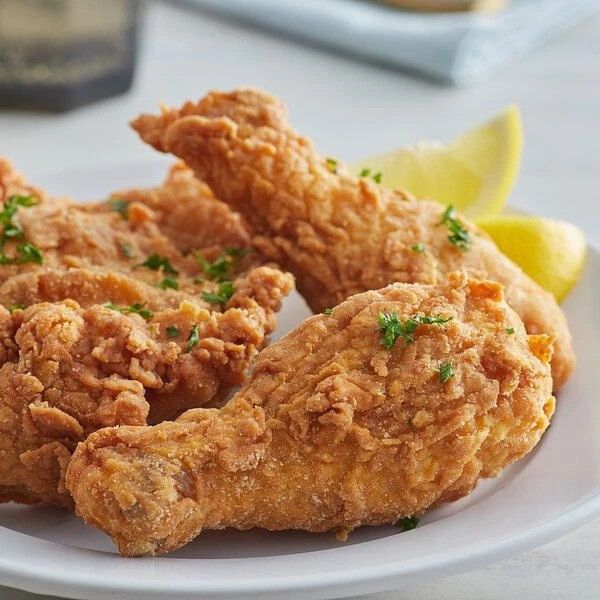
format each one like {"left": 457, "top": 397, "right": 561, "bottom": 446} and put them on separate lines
{"left": 0, "top": 1, "right": 598, "bottom": 598}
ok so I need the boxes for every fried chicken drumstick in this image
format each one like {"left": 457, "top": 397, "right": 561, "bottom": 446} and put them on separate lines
{"left": 67, "top": 274, "right": 555, "bottom": 556}
{"left": 132, "top": 88, "right": 574, "bottom": 389}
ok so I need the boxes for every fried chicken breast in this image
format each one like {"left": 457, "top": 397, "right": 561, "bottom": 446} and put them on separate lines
{"left": 66, "top": 274, "right": 555, "bottom": 556}
{"left": 131, "top": 88, "right": 574, "bottom": 389}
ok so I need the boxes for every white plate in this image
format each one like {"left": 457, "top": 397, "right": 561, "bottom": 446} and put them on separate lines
{"left": 0, "top": 163, "right": 599, "bottom": 600}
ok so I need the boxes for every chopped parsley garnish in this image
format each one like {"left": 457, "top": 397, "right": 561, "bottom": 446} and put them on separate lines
{"left": 1, "top": 195, "right": 38, "bottom": 235}
{"left": 7, "top": 303, "right": 27, "bottom": 313}
{"left": 202, "top": 281, "right": 235, "bottom": 307}
{"left": 411, "top": 243, "right": 426, "bottom": 253}
{"left": 107, "top": 198, "right": 129, "bottom": 219}
{"left": 440, "top": 205, "right": 470, "bottom": 250}
{"left": 158, "top": 277, "right": 179, "bottom": 290}
{"left": 358, "top": 167, "right": 382, "bottom": 183}
{"left": 506, "top": 327, "right": 515, "bottom": 334}
{"left": 166, "top": 325, "right": 180, "bottom": 338}
{"left": 323, "top": 308, "right": 333, "bottom": 315}
{"left": 17, "top": 242, "right": 43, "bottom": 264}
{"left": 378, "top": 312, "right": 452, "bottom": 349}
{"left": 397, "top": 516, "right": 420, "bottom": 531}
{"left": 197, "top": 254, "right": 230, "bottom": 281}
{"left": 138, "top": 254, "right": 178, "bottom": 275}
{"left": 120, "top": 242, "right": 135, "bottom": 258}
{"left": 0, "top": 196, "right": 42, "bottom": 264}
{"left": 103, "top": 302, "right": 153, "bottom": 320}
{"left": 439, "top": 361, "right": 454, "bottom": 384}
{"left": 185, "top": 325, "right": 200, "bottom": 352}
{"left": 325, "top": 158, "right": 338, "bottom": 174}
{"left": 196, "top": 247, "right": 246, "bottom": 282}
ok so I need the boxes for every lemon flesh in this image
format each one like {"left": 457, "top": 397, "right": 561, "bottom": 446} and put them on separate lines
{"left": 354, "top": 105, "right": 522, "bottom": 218}
{"left": 476, "top": 215, "right": 587, "bottom": 302}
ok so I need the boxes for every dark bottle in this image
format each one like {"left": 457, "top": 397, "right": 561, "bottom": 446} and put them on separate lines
{"left": 0, "top": 0, "right": 139, "bottom": 112}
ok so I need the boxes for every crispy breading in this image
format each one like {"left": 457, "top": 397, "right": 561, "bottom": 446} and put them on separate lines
{"left": 0, "top": 160, "right": 294, "bottom": 506}
{"left": 66, "top": 274, "right": 554, "bottom": 556}
{"left": 131, "top": 87, "right": 574, "bottom": 389}
{"left": 0, "top": 160, "right": 255, "bottom": 291}
{"left": 113, "top": 161, "right": 251, "bottom": 255}
{"left": 0, "top": 264, "right": 292, "bottom": 507}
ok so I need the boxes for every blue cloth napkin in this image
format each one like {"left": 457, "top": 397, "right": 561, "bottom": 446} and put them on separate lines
{"left": 183, "top": 0, "right": 598, "bottom": 85}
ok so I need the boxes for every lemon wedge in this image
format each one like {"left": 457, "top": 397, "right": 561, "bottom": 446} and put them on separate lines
{"left": 353, "top": 105, "right": 522, "bottom": 218}
{"left": 476, "top": 215, "right": 587, "bottom": 302}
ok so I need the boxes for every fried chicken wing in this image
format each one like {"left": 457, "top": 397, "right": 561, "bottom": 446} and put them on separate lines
{"left": 66, "top": 274, "right": 555, "bottom": 556}
{"left": 131, "top": 88, "right": 574, "bottom": 389}
{"left": 0, "top": 264, "right": 292, "bottom": 507}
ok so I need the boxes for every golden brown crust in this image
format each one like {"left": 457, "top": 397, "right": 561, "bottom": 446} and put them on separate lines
{"left": 67, "top": 274, "right": 554, "bottom": 556}
{"left": 131, "top": 87, "right": 574, "bottom": 389}
{"left": 0, "top": 265, "right": 292, "bottom": 507}
{"left": 0, "top": 160, "right": 294, "bottom": 506}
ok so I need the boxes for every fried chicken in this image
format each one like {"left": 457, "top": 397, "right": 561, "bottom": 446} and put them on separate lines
{"left": 0, "top": 160, "right": 256, "bottom": 292}
{"left": 113, "top": 161, "right": 251, "bottom": 255}
{"left": 0, "top": 160, "right": 294, "bottom": 506}
{"left": 131, "top": 88, "right": 574, "bottom": 389}
{"left": 66, "top": 273, "right": 555, "bottom": 556}
{"left": 0, "top": 264, "right": 292, "bottom": 507}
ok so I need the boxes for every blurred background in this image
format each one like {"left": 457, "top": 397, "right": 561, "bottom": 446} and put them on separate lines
{"left": 0, "top": 1, "right": 599, "bottom": 598}
{"left": 0, "top": 0, "right": 598, "bottom": 238}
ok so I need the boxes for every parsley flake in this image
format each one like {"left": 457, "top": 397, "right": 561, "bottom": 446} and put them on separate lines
{"left": 166, "top": 325, "right": 180, "bottom": 338}
{"left": 202, "top": 281, "right": 235, "bottom": 307}
{"left": 325, "top": 158, "right": 338, "bottom": 174}
{"left": 103, "top": 302, "right": 153, "bottom": 320}
{"left": 506, "top": 327, "right": 515, "bottom": 335}
{"left": 322, "top": 308, "right": 333, "bottom": 315}
{"left": 0, "top": 195, "right": 40, "bottom": 253}
{"left": 185, "top": 324, "right": 200, "bottom": 352}
{"left": 397, "top": 516, "right": 420, "bottom": 531}
{"left": 197, "top": 254, "right": 230, "bottom": 281}
{"left": 411, "top": 243, "right": 426, "bottom": 253}
{"left": 7, "top": 303, "right": 27, "bottom": 313}
{"left": 378, "top": 312, "right": 452, "bottom": 349}
{"left": 158, "top": 277, "right": 179, "bottom": 290}
{"left": 440, "top": 205, "right": 470, "bottom": 250}
{"left": 196, "top": 247, "right": 246, "bottom": 282}
{"left": 439, "top": 361, "right": 454, "bottom": 384}
{"left": 107, "top": 198, "right": 129, "bottom": 219}
{"left": 358, "top": 168, "right": 383, "bottom": 183}
{"left": 17, "top": 242, "right": 43, "bottom": 264}
{"left": 138, "top": 254, "right": 178, "bottom": 275}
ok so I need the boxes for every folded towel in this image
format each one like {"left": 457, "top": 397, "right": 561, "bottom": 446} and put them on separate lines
{"left": 182, "top": 0, "right": 597, "bottom": 85}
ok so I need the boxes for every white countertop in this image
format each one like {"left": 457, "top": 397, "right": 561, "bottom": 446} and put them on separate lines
{"left": 0, "top": 1, "right": 598, "bottom": 598}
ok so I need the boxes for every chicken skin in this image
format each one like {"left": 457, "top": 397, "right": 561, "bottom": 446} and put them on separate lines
{"left": 66, "top": 274, "right": 555, "bottom": 556}
{"left": 132, "top": 88, "right": 574, "bottom": 389}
